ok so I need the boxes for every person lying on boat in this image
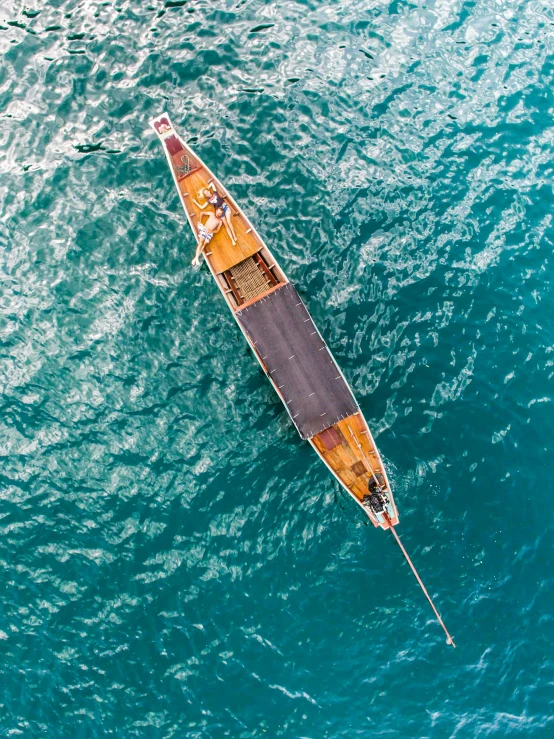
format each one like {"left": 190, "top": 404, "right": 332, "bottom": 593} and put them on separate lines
{"left": 193, "top": 183, "right": 237, "bottom": 245}
{"left": 192, "top": 208, "right": 224, "bottom": 266}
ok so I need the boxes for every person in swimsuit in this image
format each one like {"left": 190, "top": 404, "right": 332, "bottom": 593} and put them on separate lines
{"left": 192, "top": 207, "right": 224, "bottom": 266}
{"left": 193, "top": 182, "right": 238, "bottom": 245}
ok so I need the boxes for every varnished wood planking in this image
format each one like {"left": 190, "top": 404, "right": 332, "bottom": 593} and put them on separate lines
{"left": 332, "top": 442, "right": 359, "bottom": 469}
{"left": 318, "top": 444, "right": 368, "bottom": 496}
{"left": 177, "top": 169, "right": 261, "bottom": 273}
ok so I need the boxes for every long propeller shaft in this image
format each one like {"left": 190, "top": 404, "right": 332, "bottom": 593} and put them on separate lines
{"left": 386, "top": 515, "right": 456, "bottom": 648}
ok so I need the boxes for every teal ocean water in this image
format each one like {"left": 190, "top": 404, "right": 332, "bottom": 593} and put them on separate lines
{"left": 2, "top": 0, "right": 554, "bottom": 736}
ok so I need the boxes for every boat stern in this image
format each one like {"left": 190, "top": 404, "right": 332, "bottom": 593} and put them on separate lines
{"left": 311, "top": 412, "right": 400, "bottom": 530}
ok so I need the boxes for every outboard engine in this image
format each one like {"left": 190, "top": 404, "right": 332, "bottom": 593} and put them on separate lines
{"left": 363, "top": 491, "right": 387, "bottom": 515}
{"left": 363, "top": 473, "right": 389, "bottom": 516}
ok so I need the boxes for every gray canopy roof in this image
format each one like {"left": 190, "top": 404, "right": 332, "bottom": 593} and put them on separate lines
{"left": 236, "top": 283, "right": 358, "bottom": 439}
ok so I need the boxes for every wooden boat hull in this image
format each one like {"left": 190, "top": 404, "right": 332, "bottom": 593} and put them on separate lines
{"left": 150, "top": 113, "right": 399, "bottom": 529}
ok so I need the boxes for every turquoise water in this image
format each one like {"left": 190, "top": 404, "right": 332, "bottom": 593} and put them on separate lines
{"left": 2, "top": 0, "right": 554, "bottom": 736}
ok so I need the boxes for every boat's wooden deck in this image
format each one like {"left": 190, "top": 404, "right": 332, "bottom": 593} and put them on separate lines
{"left": 176, "top": 167, "right": 262, "bottom": 274}
{"left": 312, "top": 412, "right": 399, "bottom": 526}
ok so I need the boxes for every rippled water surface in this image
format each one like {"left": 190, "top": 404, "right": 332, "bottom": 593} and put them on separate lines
{"left": 2, "top": 0, "right": 554, "bottom": 736}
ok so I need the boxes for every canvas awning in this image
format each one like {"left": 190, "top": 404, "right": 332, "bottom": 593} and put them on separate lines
{"left": 236, "top": 283, "right": 358, "bottom": 439}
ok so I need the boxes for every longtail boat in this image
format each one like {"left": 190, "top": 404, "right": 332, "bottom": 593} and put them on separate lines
{"left": 150, "top": 113, "right": 455, "bottom": 647}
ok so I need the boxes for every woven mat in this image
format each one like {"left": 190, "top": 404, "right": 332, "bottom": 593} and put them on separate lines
{"left": 230, "top": 257, "right": 269, "bottom": 302}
